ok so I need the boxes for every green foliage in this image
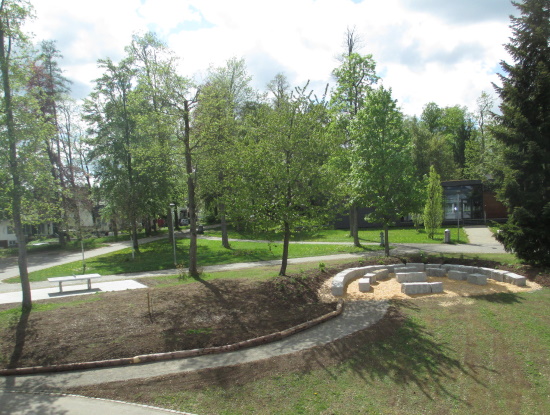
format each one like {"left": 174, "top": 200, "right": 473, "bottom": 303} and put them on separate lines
{"left": 229, "top": 75, "right": 340, "bottom": 274}
{"left": 423, "top": 166, "right": 444, "bottom": 239}
{"left": 492, "top": 0, "right": 550, "bottom": 265}
{"left": 407, "top": 115, "right": 458, "bottom": 180}
{"left": 348, "top": 86, "right": 422, "bottom": 254}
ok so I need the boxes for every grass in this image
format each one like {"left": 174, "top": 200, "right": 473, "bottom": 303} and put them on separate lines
{"left": 5, "top": 238, "right": 382, "bottom": 283}
{"left": 204, "top": 225, "right": 469, "bottom": 244}
{"left": 152, "top": 289, "right": 550, "bottom": 415}
{"left": 0, "top": 230, "right": 168, "bottom": 259}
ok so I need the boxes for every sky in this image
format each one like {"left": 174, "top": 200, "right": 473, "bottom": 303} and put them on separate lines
{"left": 25, "top": 0, "right": 517, "bottom": 117}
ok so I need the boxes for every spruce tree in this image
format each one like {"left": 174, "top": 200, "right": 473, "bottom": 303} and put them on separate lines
{"left": 423, "top": 166, "right": 444, "bottom": 239}
{"left": 492, "top": 0, "right": 550, "bottom": 264}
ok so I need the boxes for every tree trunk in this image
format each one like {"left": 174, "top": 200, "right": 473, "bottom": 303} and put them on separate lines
{"left": 219, "top": 202, "right": 230, "bottom": 249}
{"left": 384, "top": 224, "right": 390, "bottom": 257}
{"left": 1, "top": 26, "right": 32, "bottom": 310}
{"left": 111, "top": 219, "right": 119, "bottom": 238}
{"left": 182, "top": 99, "right": 199, "bottom": 277}
{"left": 144, "top": 215, "right": 151, "bottom": 237}
{"left": 131, "top": 220, "right": 139, "bottom": 253}
{"left": 167, "top": 206, "right": 174, "bottom": 244}
{"left": 352, "top": 205, "right": 360, "bottom": 247}
{"left": 279, "top": 221, "right": 291, "bottom": 276}
{"left": 348, "top": 206, "right": 354, "bottom": 237}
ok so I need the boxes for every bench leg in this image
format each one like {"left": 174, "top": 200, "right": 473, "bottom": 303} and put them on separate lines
{"left": 59, "top": 282, "right": 63, "bottom": 293}
{"left": 87, "top": 279, "right": 92, "bottom": 290}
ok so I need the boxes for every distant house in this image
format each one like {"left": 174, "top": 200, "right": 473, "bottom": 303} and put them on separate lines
{"left": 0, "top": 203, "right": 110, "bottom": 248}
{"left": 0, "top": 220, "right": 55, "bottom": 248}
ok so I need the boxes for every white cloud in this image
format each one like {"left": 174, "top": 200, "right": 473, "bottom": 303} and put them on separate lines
{"left": 24, "top": 0, "right": 514, "bottom": 116}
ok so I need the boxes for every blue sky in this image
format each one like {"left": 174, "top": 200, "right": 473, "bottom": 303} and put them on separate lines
{"left": 26, "top": 0, "right": 516, "bottom": 116}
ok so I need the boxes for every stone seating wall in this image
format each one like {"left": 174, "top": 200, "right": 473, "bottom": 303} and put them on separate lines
{"left": 331, "top": 263, "right": 527, "bottom": 296}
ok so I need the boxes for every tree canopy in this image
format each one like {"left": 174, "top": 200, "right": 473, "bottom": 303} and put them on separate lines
{"left": 492, "top": 0, "right": 550, "bottom": 264}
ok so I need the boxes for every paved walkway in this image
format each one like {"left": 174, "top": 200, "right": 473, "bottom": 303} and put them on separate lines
{"left": 0, "top": 225, "right": 506, "bottom": 414}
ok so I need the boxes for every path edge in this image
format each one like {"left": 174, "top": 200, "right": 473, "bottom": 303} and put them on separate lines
{"left": 0, "top": 300, "right": 344, "bottom": 376}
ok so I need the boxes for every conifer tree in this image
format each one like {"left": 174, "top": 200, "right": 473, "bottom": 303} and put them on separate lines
{"left": 492, "top": 0, "right": 550, "bottom": 264}
{"left": 423, "top": 166, "right": 443, "bottom": 239}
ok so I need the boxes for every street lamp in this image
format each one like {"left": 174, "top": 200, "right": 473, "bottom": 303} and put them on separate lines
{"left": 169, "top": 203, "right": 177, "bottom": 266}
{"left": 455, "top": 195, "right": 460, "bottom": 242}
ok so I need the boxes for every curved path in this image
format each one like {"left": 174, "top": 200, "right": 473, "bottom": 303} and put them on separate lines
{"left": 0, "top": 301, "right": 388, "bottom": 414}
{"left": 0, "top": 226, "right": 503, "bottom": 413}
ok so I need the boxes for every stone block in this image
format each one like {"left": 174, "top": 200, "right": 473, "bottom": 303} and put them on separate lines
{"left": 474, "top": 267, "right": 493, "bottom": 277}
{"left": 387, "top": 264, "right": 407, "bottom": 273}
{"left": 373, "top": 268, "right": 390, "bottom": 280}
{"left": 448, "top": 270, "right": 468, "bottom": 281}
{"left": 402, "top": 282, "right": 444, "bottom": 295}
{"left": 488, "top": 269, "right": 507, "bottom": 282}
{"left": 396, "top": 271, "right": 427, "bottom": 283}
{"left": 505, "top": 273, "right": 527, "bottom": 286}
{"left": 426, "top": 267, "right": 446, "bottom": 278}
{"left": 363, "top": 272, "right": 376, "bottom": 283}
{"left": 358, "top": 278, "right": 371, "bottom": 292}
{"left": 467, "top": 273, "right": 488, "bottom": 285}
{"left": 405, "top": 263, "right": 426, "bottom": 271}
{"left": 429, "top": 282, "right": 444, "bottom": 293}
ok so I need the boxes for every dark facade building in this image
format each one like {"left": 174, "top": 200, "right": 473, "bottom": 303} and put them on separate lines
{"left": 441, "top": 180, "right": 507, "bottom": 223}
{"left": 334, "top": 180, "right": 507, "bottom": 229}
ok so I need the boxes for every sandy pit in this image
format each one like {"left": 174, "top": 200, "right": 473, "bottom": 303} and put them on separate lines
{"left": 318, "top": 274, "right": 543, "bottom": 303}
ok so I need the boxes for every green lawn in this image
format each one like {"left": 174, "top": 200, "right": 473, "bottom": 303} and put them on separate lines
{"left": 5, "top": 238, "right": 382, "bottom": 283}
{"left": 204, "top": 225, "right": 469, "bottom": 244}
{"left": 153, "top": 289, "right": 550, "bottom": 415}
{"left": 0, "top": 230, "right": 168, "bottom": 259}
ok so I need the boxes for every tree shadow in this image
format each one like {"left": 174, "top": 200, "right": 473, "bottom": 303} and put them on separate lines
{"left": 298, "top": 303, "right": 489, "bottom": 406}
{"left": 7, "top": 308, "right": 31, "bottom": 370}
{"left": 1, "top": 377, "right": 74, "bottom": 415}
{"left": 470, "top": 292, "right": 524, "bottom": 304}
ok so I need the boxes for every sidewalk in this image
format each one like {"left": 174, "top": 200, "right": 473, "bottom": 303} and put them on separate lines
{"left": 0, "top": 300, "right": 388, "bottom": 387}
{"left": 0, "top": 226, "right": 507, "bottom": 299}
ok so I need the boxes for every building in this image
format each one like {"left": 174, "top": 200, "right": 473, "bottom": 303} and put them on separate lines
{"left": 333, "top": 179, "right": 508, "bottom": 229}
{"left": 441, "top": 180, "right": 507, "bottom": 224}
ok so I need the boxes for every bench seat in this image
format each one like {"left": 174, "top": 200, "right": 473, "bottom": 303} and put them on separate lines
{"left": 48, "top": 274, "right": 102, "bottom": 292}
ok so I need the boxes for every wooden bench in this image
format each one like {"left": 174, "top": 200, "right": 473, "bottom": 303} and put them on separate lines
{"left": 48, "top": 274, "right": 102, "bottom": 293}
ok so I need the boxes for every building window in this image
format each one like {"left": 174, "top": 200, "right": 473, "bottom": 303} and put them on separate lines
{"left": 442, "top": 182, "right": 483, "bottom": 221}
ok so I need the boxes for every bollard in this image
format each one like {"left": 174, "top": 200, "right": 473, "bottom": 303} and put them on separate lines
{"left": 444, "top": 229, "right": 451, "bottom": 244}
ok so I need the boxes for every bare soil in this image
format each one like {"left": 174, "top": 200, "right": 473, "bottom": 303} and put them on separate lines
{"left": 0, "top": 274, "right": 335, "bottom": 369}
{"left": 1, "top": 255, "right": 548, "bottom": 406}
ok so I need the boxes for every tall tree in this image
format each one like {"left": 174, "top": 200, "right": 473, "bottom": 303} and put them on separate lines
{"left": 28, "top": 40, "right": 74, "bottom": 245}
{"left": 423, "top": 166, "right": 444, "bottom": 239}
{"left": 492, "top": 0, "right": 550, "bottom": 264}
{"left": 233, "top": 76, "right": 337, "bottom": 276}
{"left": 0, "top": 0, "right": 53, "bottom": 310}
{"left": 195, "top": 57, "right": 254, "bottom": 248}
{"left": 127, "top": 32, "right": 185, "bottom": 239}
{"left": 330, "top": 29, "right": 378, "bottom": 246}
{"left": 349, "top": 86, "right": 420, "bottom": 256}
{"left": 407, "top": 115, "right": 458, "bottom": 180}
{"left": 464, "top": 91, "right": 506, "bottom": 187}
{"left": 418, "top": 102, "right": 474, "bottom": 177}
{"left": 162, "top": 69, "right": 200, "bottom": 276}
{"left": 84, "top": 57, "right": 143, "bottom": 252}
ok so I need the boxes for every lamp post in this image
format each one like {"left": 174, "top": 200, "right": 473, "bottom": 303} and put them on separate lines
{"left": 454, "top": 196, "right": 460, "bottom": 243}
{"left": 170, "top": 203, "right": 177, "bottom": 266}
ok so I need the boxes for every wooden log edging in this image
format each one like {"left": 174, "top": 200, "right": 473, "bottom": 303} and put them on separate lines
{"left": 0, "top": 301, "right": 344, "bottom": 376}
